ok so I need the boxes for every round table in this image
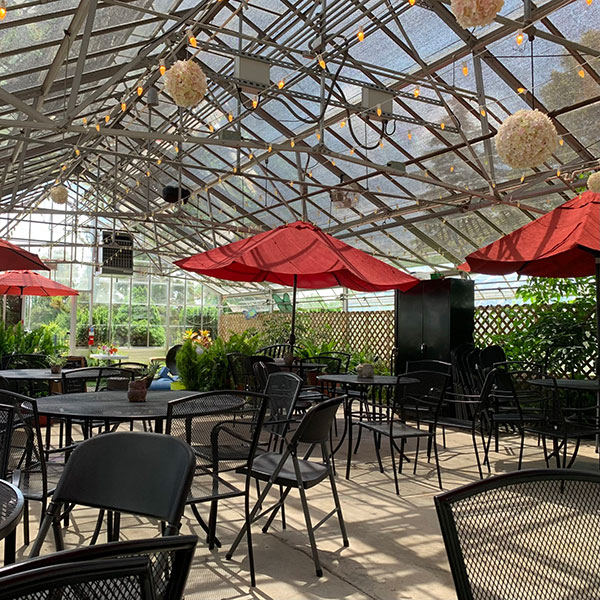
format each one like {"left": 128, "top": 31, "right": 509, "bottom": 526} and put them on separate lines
{"left": 528, "top": 378, "right": 600, "bottom": 392}
{"left": 317, "top": 374, "right": 419, "bottom": 474}
{"left": 0, "top": 369, "right": 73, "bottom": 382}
{"left": 33, "top": 389, "right": 244, "bottom": 434}
{"left": 90, "top": 354, "right": 129, "bottom": 362}
{"left": 0, "top": 480, "right": 24, "bottom": 565}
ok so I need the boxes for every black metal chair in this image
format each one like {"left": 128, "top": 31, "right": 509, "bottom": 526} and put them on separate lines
{"left": 165, "top": 391, "right": 268, "bottom": 551}
{"left": 30, "top": 431, "right": 195, "bottom": 556}
{"left": 227, "top": 396, "right": 348, "bottom": 585}
{"left": 479, "top": 344, "right": 506, "bottom": 372}
{"left": 0, "top": 557, "right": 156, "bottom": 600}
{"left": 261, "top": 371, "right": 303, "bottom": 449}
{"left": 348, "top": 372, "right": 450, "bottom": 493}
{"left": 319, "top": 351, "right": 351, "bottom": 373}
{"left": 0, "top": 390, "right": 65, "bottom": 546}
{"left": 2, "top": 354, "right": 48, "bottom": 370}
{"left": 0, "top": 403, "right": 14, "bottom": 479}
{"left": 61, "top": 366, "right": 134, "bottom": 394}
{"left": 257, "top": 344, "right": 302, "bottom": 359}
{"left": 521, "top": 377, "right": 600, "bottom": 469}
{"left": 0, "top": 535, "right": 198, "bottom": 600}
{"left": 435, "top": 469, "right": 600, "bottom": 600}
{"left": 226, "top": 352, "right": 256, "bottom": 391}
{"left": 116, "top": 362, "right": 149, "bottom": 377}
{"left": 406, "top": 359, "right": 452, "bottom": 375}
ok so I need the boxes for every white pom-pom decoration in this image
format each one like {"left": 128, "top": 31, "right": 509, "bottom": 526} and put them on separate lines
{"left": 164, "top": 60, "right": 207, "bottom": 108}
{"left": 450, "top": 0, "right": 504, "bottom": 28}
{"left": 50, "top": 185, "right": 68, "bottom": 205}
{"left": 496, "top": 109, "right": 558, "bottom": 169}
{"left": 588, "top": 172, "right": 600, "bottom": 193}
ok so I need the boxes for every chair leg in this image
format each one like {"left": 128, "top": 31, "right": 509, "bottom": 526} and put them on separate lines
{"left": 518, "top": 431, "right": 525, "bottom": 470}
{"left": 245, "top": 488, "right": 257, "bottom": 587}
{"left": 345, "top": 422, "right": 353, "bottom": 480}
{"left": 432, "top": 434, "right": 443, "bottom": 490}
{"left": 293, "top": 459, "right": 323, "bottom": 577}
{"left": 23, "top": 500, "right": 29, "bottom": 545}
{"left": 30, "top": 502, "right": 61, "bottom": 557}
{"left": 472, "top": 426, "right": 483, "bottom": 479}
{"left": 390, "top": 436, "right": 400, "bottom": 495}
{"left": 374, "top": 432, "right": 384, "bottom": 473}
{"left": 413, "top": 437, "right": 420, "bottom": 475}
{"left": 328, "top": 469, "right": 349, "bottom": 547}
{"left": 398, "top": 439, "right": 406, "bottom": 474}
{"left": 208, "top": 499, "right": 219, "bottom": 550}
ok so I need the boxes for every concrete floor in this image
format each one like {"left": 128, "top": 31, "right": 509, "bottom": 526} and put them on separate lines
{"left": 13, "top": 423, "right": 600, "bottom": 600}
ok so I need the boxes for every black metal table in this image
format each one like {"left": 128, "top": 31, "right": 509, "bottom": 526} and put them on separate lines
{"left": 0, "top": 480, "right": 24, "bottom": 565}
{"left": 317, "top": 374, "right": 419, "bottom": 476}
{"left": 33, "top": 389, "right": 244, "bottom": 434}
{"left": 528, "top": 378, "right": 600, "bottom": 392}
{"left": 0, "top": 369, "right": 75, "bottom": 382}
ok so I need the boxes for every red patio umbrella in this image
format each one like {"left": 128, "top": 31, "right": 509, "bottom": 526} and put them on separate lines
{"left": 176, "top": 220, "right": 419, "bottom": 344}
{"left": 460, "top": 190, "right": 600, "bottom": 365}
{"left": 0, "top": 270, "right": 78, "bottom": 296}
{"left": 0, "top": 239, "right": 49, "bottom": 271}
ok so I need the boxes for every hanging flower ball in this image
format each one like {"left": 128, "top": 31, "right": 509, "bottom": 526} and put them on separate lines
{"left": 588, "top": 172, "right": 600, "bottom": 193}
{"left": 50, "top": 185, "right": 68, "bottom": 204}
{"left": 164, "top": 60, "right": 207, "bottom": 108}
{"left": 450, "top": 0, "right": 504, "bottom": 28}
{"left": 496, "top": 109, "right": 558, "bottom": 169}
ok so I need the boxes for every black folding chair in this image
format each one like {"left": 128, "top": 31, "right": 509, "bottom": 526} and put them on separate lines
{"left": 30, "top": 431, "right": 195, "bottom": 556}
{"left": 227, "top": 396, "right": 348, "bottom": 585}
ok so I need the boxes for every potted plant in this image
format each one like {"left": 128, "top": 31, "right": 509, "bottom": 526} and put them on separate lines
{"left": 48, "top": 355, "right": 67, "bottom": 374}
{"left": 143, "top": 362, "right": 160, "bottom": 389}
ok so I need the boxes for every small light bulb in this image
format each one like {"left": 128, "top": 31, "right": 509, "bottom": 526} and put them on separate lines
{"left": 146, "top": 170, "right": 151, "bottom": 177}
{"left": 268, "top": 145, "right": 272, "bottom": 152}
{"left": 340, "top": 120, "right": 346, "bottom": 128}
{"left": 121, "top": 102, "right": 126, "bottom": 112}
{"left": 462, "top": 63, "right": 468, "bottom": 76}
{"left": 413, "top": 86, "right": 420, "bottom": 98}
{"left": 517, "top": 87, "right": 526, "bottom": 93}
{"left": 159, "top": 61, "right": 166, "bottom": 76}
{"left": 379, "top": 140, "right": 384, "bottom": 148}
{"left": 407, "top": 131, "right": 412, "bottom": 140}
{"left": 82, "top": 117, "right": 87, "bottom": 125}
{"left": 74, "top": 147, "right": 80, "bottom": 156}
{"left": 440, "top": 122, "right": 445, "bottom": 130}
{"left": 136, "top": 180, "right": 140, "bottom": 187}
{"left": 587, "top": 0, "right": 592, "bottom": 6}
{"left": 278, "top": 79, "right": 285, "bottom": 89}
{"left": 228, "top": 113, "right": 234, "bottom": 122}
{"left": 104, "top": 115, "right": 110, "bottom": 124}
{"left": 95, "top": 122, "right": 100, "bottom": 132}
{"left": 208, "top": 124, "right": 214, "bottom": 132}
{"left": 174, "top": 143, "right": 179, "bottom": 153}
{"left": 408, "top": 0, "right": 416, "bottom": 5}
{"left": 376, "top": 104, "right": 382, "bottom": 117}
{"left": 450, "top": 165, "right": 454, "bottom": 172}
{"left": 331, "top": 159, "right": 336, "bottom": 166}
{"left": 290, "top": 138, "right": 295, "bottom": 148}
{"left": 316, "top": 132, "right": 321, "bottom": 140}
{"left": 516, "top": 30, "right": 524, "bottom": 45}
{"left": 187, "top": 29, "right": 197, "bottom": 48}
{"left": 252, "top": 96, "right": 259, "bottom": 109}
{"left": 0, "top": 1, "right": 6, "bottom": 20}
{"left": 349, "top": 148, "right": 355, "bottom": 155}
{"left": 233, "top": 167, "right": 237, "bottom": 174}
{"left": 308, "top": 171, "right": 313, "bottom": 177}
{"left": 157, "top": 158, "right": 162, "bottom": 165}
{"left": 248, "top": 152, "right": 253, "bottom": 159}
{"left": 559, "top": 138, "right": 564, "bottom": 146}
{"left": 137, "top": 86, "right": 143, "bottom": 96}
{"left": 317, "top": 54, "right": 326, "bottom": 69}
{"left": 480, "top": 108, "right": 486, "bottom": 116}
{"left": 520, "top": 175, "right": 525, "bottom": 182}
{"left": 61, "top": 164, "right": 67, "bottom": 171}
{"left": 556, "top": 169, "right": 561, "bottom": 177}
{"left": 357, "top": 27, "right": 365, "bottom": 42}
{"left": 578, "top": 68, "right": 585, "bottom": 78}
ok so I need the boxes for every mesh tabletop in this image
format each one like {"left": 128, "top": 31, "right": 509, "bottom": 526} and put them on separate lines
{"left": 317, "top": 374, "right": 419, "bottom": 386}
{"left": 0, "top": 369, "right": 75, "bottom": 381}
{"left": 32, "top": 390, "right": 244, "bottom": 421}
{"left": 0, "top": 480, "right": 24, "bottom": 540}
{"left": 528, "top": 378, "right": 600, "bottom": 392}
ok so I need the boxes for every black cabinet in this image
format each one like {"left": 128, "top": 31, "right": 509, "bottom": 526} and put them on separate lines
{"left": 393, "top": 278, "right": 474, "bottom": 374}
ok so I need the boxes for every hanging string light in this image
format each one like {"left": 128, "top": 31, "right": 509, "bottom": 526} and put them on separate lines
{"left": 376, "top": 104, "right": 382, "bottom": 117}
{"left": 104, "top": 115, "right": 110, "bottom": 124}
{"left": 357, "top": 26, "right": 365, "bottom": 42}
{"left": 0, "top": 1, "right": 7, "bottom": 20}
{"left": 251, "top": 96, "right": 259, "bottom": 109}
{"left": 578, "top": 68, "right": 586, "bottom": 78}
{"left": 413, "top": 86, "right": 420, "bottom": 98}
{"left": 159, "top": 61, "right": 166, "bottom": 76}
{"left": 407, "top": 130, "right": 412, "bottom": 140}
{"left": 137, "top": 86, "right": 143, "bottom": 96}
{"left": 121, "top": 101, "right": 127, "bottom": 112}
{"left": 278, "top": 79, "right": 285, "bottom": 89}
{"left": 462, "top": 62, "right": 469, "bottom": 76}
{"left": 317, "top": 54, "right": 326, "bottom": 69}
{"left": 187, "top": 28, "right": 197, "bottom": 47}
{"left": 516, "top": 29, "right": 524, "bottom": 45}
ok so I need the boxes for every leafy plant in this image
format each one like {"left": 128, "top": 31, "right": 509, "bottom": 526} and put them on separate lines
{"left": 47, "top": 354, "right": 67, "bottom": 368}
{"left": 0, "top": 321, "right": 62, "bottom": 358}
{"left": 176, "top": 331, "right": 263, "bottom": 391}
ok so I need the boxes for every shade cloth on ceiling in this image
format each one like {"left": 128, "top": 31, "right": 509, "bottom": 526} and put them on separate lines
{"left": 0, "top": 270, "right": 78, "bottom": 296}
{"left": 175, "top": 220, "right": 419, "bottom": 292}
{"left": 0, "top": 239, "right": 49, "bottom": 272}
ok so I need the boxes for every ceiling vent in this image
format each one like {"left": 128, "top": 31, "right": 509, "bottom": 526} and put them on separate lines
{"left": 101, "top": 231, "right": 133, "bottom": 275}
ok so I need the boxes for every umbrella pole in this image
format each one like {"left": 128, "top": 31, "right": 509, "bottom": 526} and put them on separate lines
{"left": 289, "top": 275, "right": 298, "bottom": 348}
{"left": 596, "top": 259, "right": 600, "bottom": 451}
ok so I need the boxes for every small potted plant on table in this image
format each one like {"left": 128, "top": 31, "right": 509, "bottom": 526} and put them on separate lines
{"left": 48, "top": 355, "right": 67, "bottom": 375}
